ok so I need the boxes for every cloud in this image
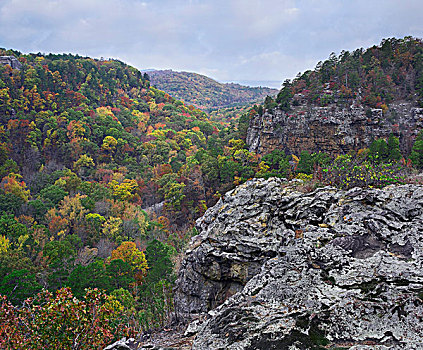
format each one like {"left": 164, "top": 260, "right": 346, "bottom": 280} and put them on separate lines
{"left": 0, "top": 0, "right": 422, "bottom": 84}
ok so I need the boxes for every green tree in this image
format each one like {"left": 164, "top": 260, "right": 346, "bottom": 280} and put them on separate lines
{"left": 0, "top": 214, "right": 28, "bottom": 249}
{"left": 67, "top": 260, "right": 109, "bottom": 298}
{"left": 144, "top": 239, "right": 176, "bottom": 285}
{"left": 311, "top": 152, "right": 331, "bottom": 167}
{"left": 0, "top": 192, "right": 23, "bottom": 215}
{"left": 261, "top": 149, "right": 291, "bottom": 178}
{"left": 44, "top": 235, "right": 80, "bottom": 290}
{"left": 106, "top": 259, "right": 135, "bottom": 291}
{"left": 410, "top": 130, "right": 423, "bottom": 168}
{"left": 297, "top": 150, "right": 313, "bottom": 174}
{"left": 0, "top": 269, "right": 42, "bottom": 305}
{"left": 369, "top": 138, "right": 389, "bottom": 162}
{"left": 264, "top": 95, "right": 277, "bottom": 110}
{"left": 38, "top": 184, "right": 68, "bottom": 207}
{"left": 387, "top": 134, "right": 402, "bottom": 161}
{"left": 276, "top": 80, "right": 292, "bottom": 111}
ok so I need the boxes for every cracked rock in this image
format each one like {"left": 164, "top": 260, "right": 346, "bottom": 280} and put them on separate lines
{"left": 174, "top": 178, "right": 423, "bottom": 349}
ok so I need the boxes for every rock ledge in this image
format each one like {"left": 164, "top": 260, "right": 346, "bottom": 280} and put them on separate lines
{"left": 174, "top": 178, "right": 423, "bottom": 349}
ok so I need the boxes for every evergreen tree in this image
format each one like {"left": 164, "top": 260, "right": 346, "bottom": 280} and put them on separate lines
{"left": 0, "top": 269, "right": 42, "bottom": 305}
{"left": 276, "top": 80, "right": 292, "bottom": 112}
{"left": 297, "top": 151, "right": 313, "bottom": 174}
{"left": 410, "top": 130, "right": 423, "bottom": 168}
{"left": 369, "top": 139, "right": 389, "bottom": 162}
{"left": 387, "top": 134, "right": 402, "bottom": 161}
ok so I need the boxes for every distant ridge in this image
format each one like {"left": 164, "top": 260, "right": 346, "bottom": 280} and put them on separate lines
{"left": 223, "top": 80, "right": 282, "bottom": 89}
{"left": 147, "top": 69, "right": 278, "bottom": 110}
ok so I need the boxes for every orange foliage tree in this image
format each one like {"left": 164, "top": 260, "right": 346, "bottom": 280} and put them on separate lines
{"left": 110, "top": 241, "right": 148, "bottom": 284}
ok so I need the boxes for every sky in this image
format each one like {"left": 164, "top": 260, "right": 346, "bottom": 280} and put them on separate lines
{"left": 0, "top": 0, "right": 422, "bottom": 89}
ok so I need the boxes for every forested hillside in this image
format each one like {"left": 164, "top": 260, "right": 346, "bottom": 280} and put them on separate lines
{"left": 245, "top": 36, "right": 423, "bottom": 185}
{"left": 0, "top": 37, "right": 423, "bottom": 349}
{"left": 0, "top": 48, "right": 278, "bottom": 349}
{"left": 146, "top": 69, "right": 277, "bottom": 111}
{"left": 267, "top": 36, "right": 423, "bottom": 111}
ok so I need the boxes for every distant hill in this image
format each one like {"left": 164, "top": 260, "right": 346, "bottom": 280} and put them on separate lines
{"left": 145, "top": 69, "right": 278, "bottom": 110}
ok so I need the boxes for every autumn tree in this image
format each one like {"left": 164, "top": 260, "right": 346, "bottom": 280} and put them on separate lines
{"left": 0, "top": 173, "right": 30, "bottom": 202}
{"left": 0, "top": 288, "right": 133, "bottom": 349}
{"left": 110, "top": 241, "right": 148, "bottom": 284}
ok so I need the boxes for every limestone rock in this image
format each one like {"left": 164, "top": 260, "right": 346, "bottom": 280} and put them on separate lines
{"left": 174, "top": 178, "right": 423, "bottom": 349}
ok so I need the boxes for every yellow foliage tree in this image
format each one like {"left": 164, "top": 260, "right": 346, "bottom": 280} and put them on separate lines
{"left": 110, "top": 179, "right": 138, "bottom": 201}
{"left": 256, "top": 161, "right": 270, "bottom": 177}
{"left": 73, "top": 154, "right": 95, "bottom": 171}
{"left": 58, "top": 194, "right": 88, "bottom": 233}
{"left": 96, "top": 106, "right": 115, "bottom": 120}
{"left": 0, "top": 234, "right": 10, "bottom": 253}
{"left": 101, "top": 216, "right": 123, "bottom": 243}
{"left": 102, "top": 136, "right": 118, "bottom": 152}
{"left": 110, "top": 241, "right": 148, "bottom": 284}
{"left": 122, "top": 204, "right": 148, "bottom": 238}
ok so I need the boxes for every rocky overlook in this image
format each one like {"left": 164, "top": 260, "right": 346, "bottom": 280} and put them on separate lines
{"left": 171, "top": 178, "right": 423, "bottom": 349}
{"left": 246, "top": 103, "right": 423, "bottom": 157}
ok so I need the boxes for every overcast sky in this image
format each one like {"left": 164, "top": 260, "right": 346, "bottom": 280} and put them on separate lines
{"left": 1, "top": 0, "right": 422, "bottom": 88}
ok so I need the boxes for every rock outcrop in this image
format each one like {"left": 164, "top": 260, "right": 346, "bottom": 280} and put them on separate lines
{"left": 104, "top": 338, "right": 139, "bottom": 350}
{"left": 174, "top": 178, "right": 423, "bottom": 349}
{"left": 246, "top": 104, "right": 423, "bottom": 156}
{"left": 0, "top": 56, "right": 22, "bottom": 70}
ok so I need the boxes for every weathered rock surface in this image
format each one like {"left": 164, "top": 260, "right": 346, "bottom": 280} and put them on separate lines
{"left": 246, "top": 104, "right": 423, "bottom": 156}
{"left": 174, "top": 178, "right": 423, "bottom": 349}
{"left": 104, "top": 330, "right": 194, "bottom": 350}
{"left": 104, "top": 337, "right": 139, "bottom": 350}
{"left": 0, "top": 56, "right": 22, "bottom": 70}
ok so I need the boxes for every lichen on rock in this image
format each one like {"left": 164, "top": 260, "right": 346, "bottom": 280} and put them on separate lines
{"left": 174, "top": 178, "right": 423, "bottom": 349}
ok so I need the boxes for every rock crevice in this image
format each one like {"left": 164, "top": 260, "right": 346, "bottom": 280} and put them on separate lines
{"left": 174, "top": 178, "right": 423, "bottom": 349}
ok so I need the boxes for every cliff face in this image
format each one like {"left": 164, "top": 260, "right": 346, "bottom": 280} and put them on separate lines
{"left": 174, "top": 178, "right": 423, "bottom": 349}
{"left": 0, "top": 56, "right": 22, "bottom": 70}
{"left": 246, "top": 103, "right": 423, "bottom": 156}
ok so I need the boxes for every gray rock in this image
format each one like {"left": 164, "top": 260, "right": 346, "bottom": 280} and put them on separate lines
{"left": 246, "top": 103, "right": 422, "bottom": 157}
{"left": 104, "top": 338, "right": 138, "bottom": 350}
{"left": 174, "top": 179, "right": 423, "bottom": 349}
{"left": 0, "top": 56, "right": 22, "bottom": 70}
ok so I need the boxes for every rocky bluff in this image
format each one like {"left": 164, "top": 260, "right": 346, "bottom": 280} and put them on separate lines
{"left": 174, "top": 178, "right": 423, "bottom": 349}
{"left": 246, "top": 103, "right": 423, "bottom": 156}
{"left": 0, "top": 56, "right": 22, "bottom": 70}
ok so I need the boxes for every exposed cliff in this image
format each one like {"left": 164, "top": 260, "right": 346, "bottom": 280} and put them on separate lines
{"left": 173, "top": 178, "right": 423, "bottom": 349}
{"left": 246, "top": 103, "right": 423, "bottom": 157}
{"left": 0, "top": 55, "right": 22, "bottom": 70}
{"left": 246, "top": 37, "right": 423, "bottom": 158}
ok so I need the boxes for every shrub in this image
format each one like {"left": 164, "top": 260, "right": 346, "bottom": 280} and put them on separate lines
{"left": 0, "top": 288, "right": 133, "bottom": 350}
